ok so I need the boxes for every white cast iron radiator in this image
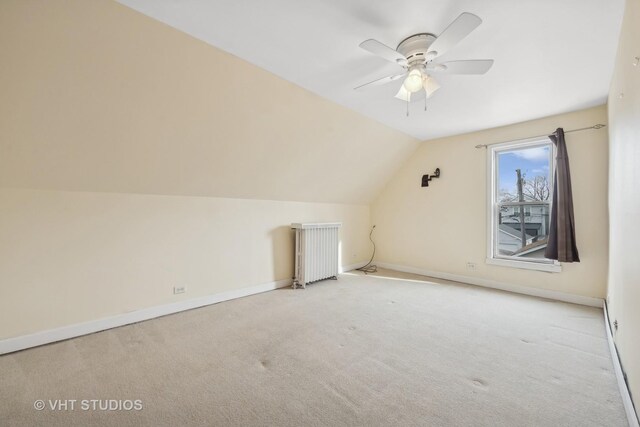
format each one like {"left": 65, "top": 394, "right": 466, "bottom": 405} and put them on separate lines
{"left": 291, "top": 223, "right": 342, "bottom": 289}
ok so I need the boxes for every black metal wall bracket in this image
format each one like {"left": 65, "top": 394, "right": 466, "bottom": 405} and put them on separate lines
{"left": 421, "top": 168, "right": 440, "bottom": 187}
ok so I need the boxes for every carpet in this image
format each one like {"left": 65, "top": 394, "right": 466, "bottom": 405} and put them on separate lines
{"left": 0, "top": 269, "right": 627, "bottom": 426}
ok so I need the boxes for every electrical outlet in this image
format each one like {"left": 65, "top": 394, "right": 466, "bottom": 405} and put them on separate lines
{"left": 173, "top": 285, "right": 186, "bottom": 295}
{"left": 466, "top": 262, "right": 477, "bottom": 271}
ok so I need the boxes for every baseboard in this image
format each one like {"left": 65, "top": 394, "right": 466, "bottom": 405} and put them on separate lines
{"left": 0, "top": 261, "right": 368, "bottom": 355}
{"left": 1, "top": 261, "right": 601, "bottom": 355}
{"left": 376, "top": 262, "right": 603, "bottom": 308}
{"left": 604, "top": 302, "right": 640, "bottom": 427}
{"left": 0, "top": 278, "right": 292, "bottom": 355}
{"left": 340, "top": 261, "right": 368, "bottom": 273}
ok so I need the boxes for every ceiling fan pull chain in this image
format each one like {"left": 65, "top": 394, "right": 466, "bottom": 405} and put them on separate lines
{"left": 424, "top": 94, "right": 427, "bottom": 112}
{"left": 406, "top": 97, "right": 409, "bottom": 117}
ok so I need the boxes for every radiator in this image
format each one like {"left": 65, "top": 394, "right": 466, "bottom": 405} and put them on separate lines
{"left": 291, "top": 222, "right": 341, "bottom": 289}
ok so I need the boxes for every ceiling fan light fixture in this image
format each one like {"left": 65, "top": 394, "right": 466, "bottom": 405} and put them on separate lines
{"left": 395, "top": 85, "right": 411, "bottom": 103}
{"left": 423, "top": 75, "right": 441, "bottom": 97}
{"left": 403, "top": 69, "right": 424, "bottom": 93}
{"left": 355, "top": 12, "right": 493, "bottom": 115}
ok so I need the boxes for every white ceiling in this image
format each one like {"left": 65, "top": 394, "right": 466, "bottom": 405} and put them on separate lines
{"left": 117, "top": 0, "right": 624, "bottom": 141}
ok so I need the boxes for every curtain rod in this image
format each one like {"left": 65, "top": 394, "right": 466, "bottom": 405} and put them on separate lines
{"left": 474, "top": 124, "right": 606, "bottom": 149}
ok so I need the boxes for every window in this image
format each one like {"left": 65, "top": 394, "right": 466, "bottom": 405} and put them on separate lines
{"left": 487, "top": 138, "right": 561, "bottom": 272}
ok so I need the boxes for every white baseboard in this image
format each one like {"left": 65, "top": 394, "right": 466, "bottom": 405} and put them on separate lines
{"left": 0, "top": 278, "right": 292, "bottom": 355}
{"left": 604, "top": 302, "right": 640, "bottom": 427}
{"left": 0, "top": 261, "right": 367, "bottom": 355}
{"left": 340, "top": 261, "right": 368, "bottom": 273}
{"left": 376, "top": 262, "right": 603, "bottom": 308}
{"left": 0, "top": 261, "right": 602, "bottom": 356}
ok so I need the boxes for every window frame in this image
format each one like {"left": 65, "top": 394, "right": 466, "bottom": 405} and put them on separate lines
{"left": 486, "top": 137, "right": 561, "bottom": 273}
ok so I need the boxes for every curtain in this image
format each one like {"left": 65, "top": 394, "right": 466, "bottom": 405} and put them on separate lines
{"left": 544, "top": 128, "right": 580, "bottom": 262}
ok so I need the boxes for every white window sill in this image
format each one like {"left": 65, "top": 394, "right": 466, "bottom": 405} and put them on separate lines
{"left": 486, "top": 257, "right": 562, "bottom": 273}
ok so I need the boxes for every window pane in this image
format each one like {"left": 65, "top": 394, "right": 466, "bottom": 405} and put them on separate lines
{"left": 497, "top": 203, "right": 550, "bottom": 258}
{"left": 495, "top": 144, "right": 552, "bottom": 260}
{"left": 497, "top": 145, "right": 551, "bottom": 204}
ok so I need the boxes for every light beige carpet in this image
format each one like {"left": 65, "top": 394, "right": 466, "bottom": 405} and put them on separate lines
{"left": 0, "top": 269, "right": 627, "bottom": 426}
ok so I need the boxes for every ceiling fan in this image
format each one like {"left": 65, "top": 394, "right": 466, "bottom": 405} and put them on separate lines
{"left": 355, "top": 12, "right": 494, "bottom": 111}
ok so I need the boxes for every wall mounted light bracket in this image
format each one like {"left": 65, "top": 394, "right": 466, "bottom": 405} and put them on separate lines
{"left": 421, "top": 168, "right": 440, "bottom": 187}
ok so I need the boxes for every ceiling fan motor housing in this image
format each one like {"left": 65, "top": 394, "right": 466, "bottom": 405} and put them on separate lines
{"left": 396, "top": 33, "right": 437, "bottom": 66}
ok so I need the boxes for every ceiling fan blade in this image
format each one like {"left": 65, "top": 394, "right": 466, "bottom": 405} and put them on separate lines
{"left": 428, "top": 60, "right": 494, "bottom": 75}
{"left": 427, "top": 12, "right": 482, "bottom": 59}
{"left": 359, "top": 39, "right": 408, "bottom": 66}
{"left": 354, "top": 73, "right": 406, "bottom": 91}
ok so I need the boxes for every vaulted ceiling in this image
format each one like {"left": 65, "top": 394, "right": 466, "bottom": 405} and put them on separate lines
{"left": 118, "top": 0, "right": 624, "bottom": 140}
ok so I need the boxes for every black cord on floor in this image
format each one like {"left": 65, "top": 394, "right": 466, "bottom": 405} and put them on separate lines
{"left": 357, "top": 225, "right": 377, "bottom": 274}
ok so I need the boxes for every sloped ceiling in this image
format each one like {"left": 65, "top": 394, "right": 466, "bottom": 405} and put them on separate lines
{"left": 117, "top": 0, "right": 625, "bottom": 141}
{"left": 0, "top": 0, "right": 419, "bottom": 204}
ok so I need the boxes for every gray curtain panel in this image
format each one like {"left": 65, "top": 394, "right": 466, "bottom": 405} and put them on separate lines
{"left": 544, "top": 128, "right": 580, "bottom": 262}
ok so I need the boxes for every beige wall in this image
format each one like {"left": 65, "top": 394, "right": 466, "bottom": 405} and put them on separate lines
{"left": 372, "top": 105, "right": 609, "bottom": 299}
{"left": 0, "top": 189, "right": 370, "bottom": 339}
{"left": 0, "top": 0, "right": 418, "bottom": 203}
{"left": 0, "top": 0, "right": 418, "bottom": 340}
{"left": 607, "top": 0, "right": 640, "bottom": 416}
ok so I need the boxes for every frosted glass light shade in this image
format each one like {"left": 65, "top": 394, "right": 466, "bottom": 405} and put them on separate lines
{"left": 403, "top": 69, "right": 423, "bottom": 93}
{"left": 423, "top": 75, "right": 441, "bottom": 97}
